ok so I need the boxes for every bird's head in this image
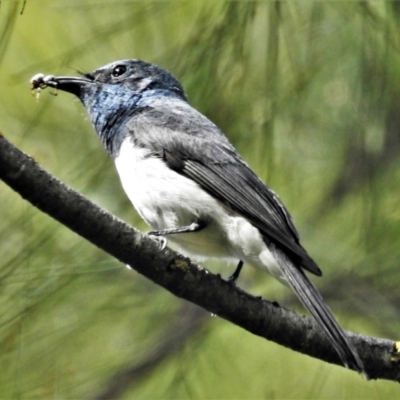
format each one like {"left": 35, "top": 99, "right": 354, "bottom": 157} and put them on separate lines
{"left": 31, "top": 59, "right": 187, "bottom": 103}
{"left": 31, "top": 60, "right": 187, "bottom": 151}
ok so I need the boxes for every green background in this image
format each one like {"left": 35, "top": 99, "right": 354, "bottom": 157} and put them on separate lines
{"left": 1, "top": 1, "right": 399, "bottom": 398}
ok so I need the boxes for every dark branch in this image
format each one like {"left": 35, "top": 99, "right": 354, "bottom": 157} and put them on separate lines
{"left": 0, "top": 133, "right": 399, "bottom": 381}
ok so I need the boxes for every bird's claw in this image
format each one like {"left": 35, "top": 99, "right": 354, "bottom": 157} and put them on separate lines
{"left": 148, "top": 234, "right": 167, "bottom": 250}
{"left": 227, "top": 273, "right": 239, "bottom": 286}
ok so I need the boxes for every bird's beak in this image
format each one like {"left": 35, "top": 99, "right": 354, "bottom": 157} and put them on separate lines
{"left": 30, "top": 74, "right": 92, "bottom": 97}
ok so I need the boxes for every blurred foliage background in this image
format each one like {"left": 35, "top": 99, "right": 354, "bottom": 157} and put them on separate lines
{"left": 1, "top": 1, "right": 400, "bottom": 398}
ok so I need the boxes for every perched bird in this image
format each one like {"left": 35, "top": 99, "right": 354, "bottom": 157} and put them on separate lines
{"left": 31, "top": 60, "right": 365, "bottom": 375}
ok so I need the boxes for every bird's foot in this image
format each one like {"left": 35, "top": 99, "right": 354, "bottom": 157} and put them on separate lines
{"left": 227, "top": 260, "right": 244, "bottom": 286}
{"left": 227, "top": 273, "right": 239, "bottom": 286}
{"left": 148, "top": 234, "right": 168, "bottom": 250}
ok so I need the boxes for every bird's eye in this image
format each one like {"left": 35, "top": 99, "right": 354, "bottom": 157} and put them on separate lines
{"left": 111, "top": 65, "right": 127, "bottom": 77}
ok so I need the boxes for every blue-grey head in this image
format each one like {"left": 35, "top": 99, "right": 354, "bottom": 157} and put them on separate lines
{"left": 44, "top": 59, "right": 186, "bottom": 100}
{"left": 33, "top": 59, "right": 187, "bottom": 152}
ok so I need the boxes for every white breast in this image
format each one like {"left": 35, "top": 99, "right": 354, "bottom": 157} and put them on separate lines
{"left": 114, "top": 138, "right": 233, "bottom": 259}
{"left": 114, "top": 138, "right": 283, "bottom": 280}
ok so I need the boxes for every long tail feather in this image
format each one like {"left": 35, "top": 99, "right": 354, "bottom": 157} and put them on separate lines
{"left": 272, "top": 247, "right": 367, "bottom": 376}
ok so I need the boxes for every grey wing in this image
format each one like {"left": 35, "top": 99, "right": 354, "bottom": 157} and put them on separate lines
{"left": 175, "top": 155, "right": 320, "bottom": 275}
{"left": 129, "top": 100, "right": 321, "bottom": 275}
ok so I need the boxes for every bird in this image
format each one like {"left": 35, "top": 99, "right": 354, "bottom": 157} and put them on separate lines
{"left": 30, "top": 59, "right": 365, "bottom": 375}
